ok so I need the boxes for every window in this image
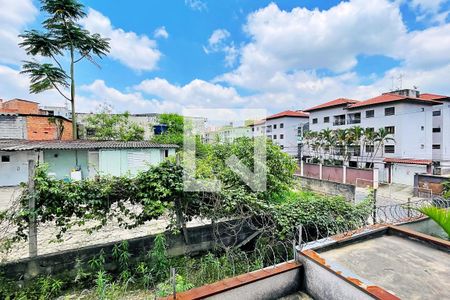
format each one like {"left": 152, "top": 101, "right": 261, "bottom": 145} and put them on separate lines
{"left": 385, "top": 107, "right": 395, "bottom": 116}
{"left": 273, "top": 134, "right": 277, "bottom": 139}
{"left": 385, "top": 145, "right": 395, "bottom": 153}
{"left": 333, "top": 114, "right": 346, "bottom": 126}
{"left": 385, "top": 126, "right": 395, "bottom": 134}
{"left": 433, "top": 110, "right": 441, "bottom": 116}
{"left": 280, "top": 134, "right": 284, "bottom": 139}
{"left": 280, "top": 123, "right": 284, "bottom": 128}
{"left": 365, "top": 145, "right": 374, "bottom": 153}
{"left": 366, "top": 110, "right": 375, "bottom": 118}
{"left": 312, "top": 118, "right": 318, "bottom": 124}
{"left": 433, "top": 144, "right": 441, "bottom": 150}
{"left": 280, "top": 145, "right": 284, "bottom": 149}
{"left": 252, "top": 127, "right": 255, "bottom": 132}
{"left": 421, "top": 126, "right": 424, "bottom": 131}
{"left": 347, "top": 112, "right": 361, "bottom": 124}
{"left": 273, "top": 124, "right": 277, "bottom": 129}
{"left": 433, "top": 127, "right": 441, "bottom": 133}
{"left": 324, "top": 116, "right": 330, "bottom": 123}
{"left": 164, "top": 149, "right": 169, "bottom": 158}
{"left": 421, "top": 144, "right": 424, "bottom": 149}
{"left": 1, "top": 155, "right": 10, "bottom": 162}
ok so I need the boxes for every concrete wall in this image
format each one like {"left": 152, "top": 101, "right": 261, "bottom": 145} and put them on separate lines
{"left": 44, "top": 150, "right": 89, "bottom": 180}
{"left": 298, "top": 253, "right": 375, "bottom": 300}
{"left": 0, "top": 220, "right": 255, "bottom": 280}
{"left": 0, "top": 151, "right": 37, "bottom": 186}
{"left": 206, "top": 264, "right": 301, "bottom": 300}
{"left": 304, "top": 163, "right": 320, "bottom": 179}
{"left": 295, "top": 175, "right": 355, "bottom": 202}
{"left": 414, "top": 173, "right": 448, "bottom": 195}
{"left": 391, "top": 163, "right": 427, "bottom": 186}
{"left": 322, "top": 165, "right": 342, "bottom": 182}
{"left": 0, "top": 115, "right": 26, "bottom": 139}
{"left": 346, "top": 167, "right": 373, "bottom": 186}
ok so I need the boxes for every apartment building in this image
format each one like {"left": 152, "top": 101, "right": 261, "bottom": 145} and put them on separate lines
{"left": 203, "top": 125, "right": 252, "bottom": 143}
{"left": 303, "top": 89, "right": 449, "bottom": 185}
{"left": 250, "top": 110, "right": 309, "bottom": 158}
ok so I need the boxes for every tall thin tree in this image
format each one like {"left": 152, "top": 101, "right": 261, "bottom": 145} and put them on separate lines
{"left": 19, "top": 0, "right": 110, "bottom": 139}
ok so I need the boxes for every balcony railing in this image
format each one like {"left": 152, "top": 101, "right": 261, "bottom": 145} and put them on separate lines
{"left": 333, "top": 120, "right": 346, "bottom": 126}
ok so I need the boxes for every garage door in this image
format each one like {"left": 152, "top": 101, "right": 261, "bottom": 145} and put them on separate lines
{"left": 392, "top": 164, "right": 426, "bottom": 186}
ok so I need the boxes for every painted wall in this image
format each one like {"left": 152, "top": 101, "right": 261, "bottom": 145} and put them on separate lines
{"left": 266, "top": 116, "right": 308, "bottom": 157}
{"left": 391, "top": 163, "right": 427, "bottom": 186}
{"left": 44, "top": 150, "right": 89, "bottom": 180}
{"left": 0, "top": 151, "right": 36, "bottom": 186}
{"left": 99, "top": 148, "right": 175, "bottom": 177}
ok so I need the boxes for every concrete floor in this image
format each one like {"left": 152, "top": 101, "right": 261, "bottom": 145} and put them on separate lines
{"left": 320, "top": 235, "right": 450, "bottom": 300}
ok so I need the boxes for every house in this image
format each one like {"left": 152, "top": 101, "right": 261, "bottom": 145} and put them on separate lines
{"left": 0, "top": 140, "right": 178, "bottom": 186}
{"left": 0, "top": 99, "right": 73, "bottom": 140}
{"left": 303, "top": 89, "right": 447, "bottom": 185}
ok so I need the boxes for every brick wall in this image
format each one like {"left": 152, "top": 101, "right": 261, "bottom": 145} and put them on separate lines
{"left": 0, "top": 99, "right": 40, "bottom": 114}
{"left": 26, "top": 116, "right": 73, "bottom": 140}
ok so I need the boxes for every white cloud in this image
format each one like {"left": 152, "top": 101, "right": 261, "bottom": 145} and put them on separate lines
{"left": 185, "top": 0, "right": 207, "bottom": 11}
{"left": 410, "top": 0, "right": 447, "bottom": 14}
{"left": 204, "top": 29, "right": 238, "bottom": 67}
{"left": 0, "top": 0, "right": 37, "bottom": 65}
{"left": 154, "top": 26, "right": 169, "bottom": 39}
{"left": 81, "top": 8, "right": 161, "bottom": 72}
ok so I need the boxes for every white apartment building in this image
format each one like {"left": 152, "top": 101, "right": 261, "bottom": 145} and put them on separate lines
{"left": 250, "top": 110, "right": 309, "bottom": 158}
{"left": 304, "top": 90, "right": 450, "bottom": 185}
{"left": 203, "top": 125, "right": 252, "bottom": 143}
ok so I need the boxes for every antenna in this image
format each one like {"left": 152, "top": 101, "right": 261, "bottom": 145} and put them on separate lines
{"left": 397, "top": 74, "right": 404, "bottom": 90}
{"left": 390, "top": 76, "right": 395, "bottom": 91}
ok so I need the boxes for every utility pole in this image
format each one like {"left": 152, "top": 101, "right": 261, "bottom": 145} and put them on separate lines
{"left": 27, "top": 160, "right": 38, "bottom": 277}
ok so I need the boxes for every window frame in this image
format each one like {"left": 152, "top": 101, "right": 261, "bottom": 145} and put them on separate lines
{"left": 1, "top": 155, "right": 11, "bottom": 163}
{"left": 384, "top": 145, "right": 395, "bottom": 153}
{"left": 385, "top": 107, "right": 395, "bottom": 116}
{"left": 365, "top": 110, "right": 375, "bottom": 118}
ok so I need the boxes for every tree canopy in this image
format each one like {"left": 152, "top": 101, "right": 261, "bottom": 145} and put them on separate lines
{"left": 84, "top": 105, "right": 145, "bottom": 141}
{"left": 19, "top": 0, "right": 110, "bottom": 139}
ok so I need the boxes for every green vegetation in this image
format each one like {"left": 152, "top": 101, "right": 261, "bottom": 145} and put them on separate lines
{"left": 151, "top": 113, "right": 185, "bottom": 147}
{"left": 19, "top": 0, "right": 110, "bottom": 139}
{"left": 84, "top": 104, "right": 145, "bottom": 141}
{"left": 0, "top": 137, "right": 375, "bottom": 299}
{"left": 417, "top": 205, "right": 450, "bottom": 239}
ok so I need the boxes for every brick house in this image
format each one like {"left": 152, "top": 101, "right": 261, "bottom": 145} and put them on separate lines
{"left": 0, "top": 99, "right": 73, "bottom": 140}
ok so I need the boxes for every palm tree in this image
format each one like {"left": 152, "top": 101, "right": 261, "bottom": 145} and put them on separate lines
{"left": 362, "top": 127, "right": 376, "bottom": 166}
{"left": 372, "top": 128, "right": 395, "bottom": 163}
{"left": 417, "top": 206, "right": 450, "bottom": 240}
{"left": 19, "top": 0, "right": 110, "bottom": 139}
{"left": 348, "top": 126, "right": 363, "bottom": 167}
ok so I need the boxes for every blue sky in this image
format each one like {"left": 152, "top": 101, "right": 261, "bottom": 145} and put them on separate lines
{"left": 1, "top": 0, "right": 450, "bottom": 114}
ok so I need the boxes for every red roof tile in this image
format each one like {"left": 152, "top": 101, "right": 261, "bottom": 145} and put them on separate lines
{"left": 419, "top": 93, "right": 449, "bottom": 100}
{"left": 383, "top": 158, "right": 432, "bottom": 165}
{"left": 266, "top": 110, "right": 309, "bottom": 120}
{"left": 349, "top": 93, "right": 442, "bottom": 109}
{"left": 303, "top": 98, "right": 358, "bottom": 112}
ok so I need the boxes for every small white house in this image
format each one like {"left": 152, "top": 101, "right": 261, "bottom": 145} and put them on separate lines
{"left": 0, "top": 140, "right": 178, "bottom": 186}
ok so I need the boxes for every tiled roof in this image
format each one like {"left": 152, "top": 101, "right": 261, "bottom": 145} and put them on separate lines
{"left": 349, "top": 93, "right": 442, "bottom": 109}
{"left": 0, "top": 139, "right": 178, "bottom": 151}
{"left": 383, "top": 158, "right": 432, "bottom": 165}
{"left": 419, "top": 93, "right": 449, "bottom": 101}
{"left": 303, "top": 98, "right": 359, "bottom": 112}
{"left": 266, "top": 110, "right": 309, "bottom": 120}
